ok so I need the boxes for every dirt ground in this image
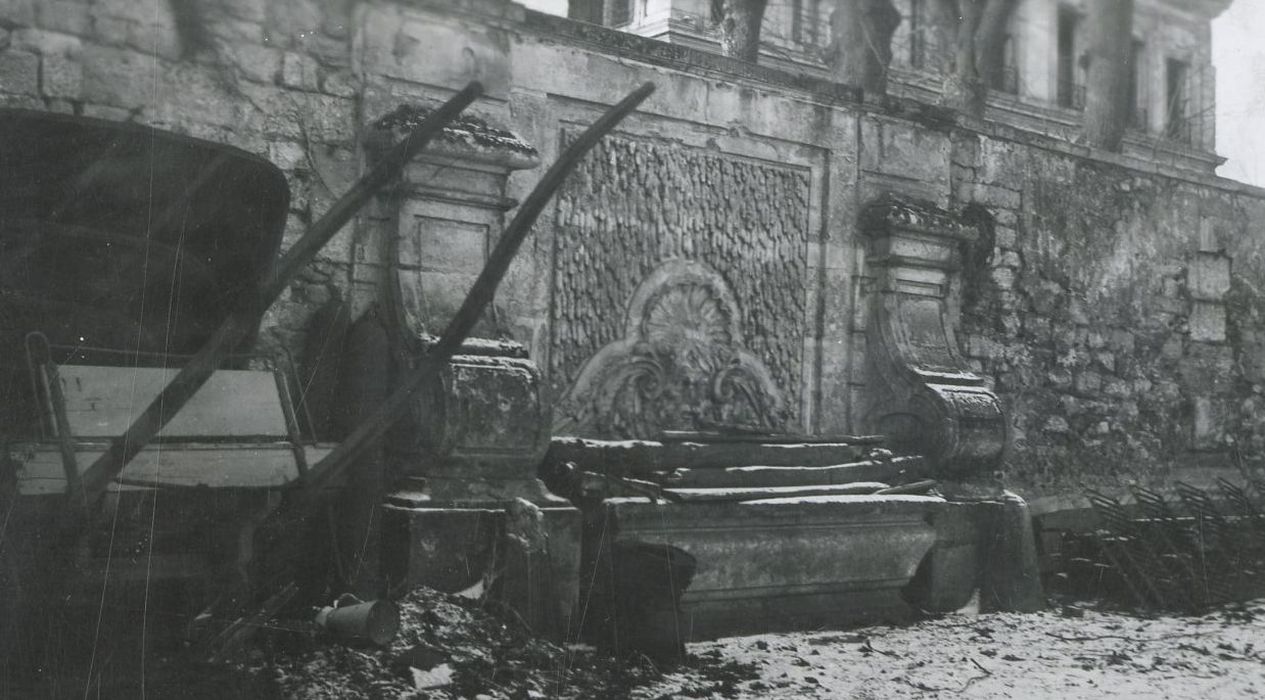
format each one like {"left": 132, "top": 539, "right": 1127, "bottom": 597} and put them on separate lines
{"left": 12, "top": 592, "right": 1265, "bottom": 698}
{"left": 630, "top": 601, "right": 1265, "bottom": 699}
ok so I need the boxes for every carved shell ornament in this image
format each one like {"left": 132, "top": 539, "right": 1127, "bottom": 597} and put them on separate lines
{"left": 555, "top": 260, "right": 788, "bottom": 439}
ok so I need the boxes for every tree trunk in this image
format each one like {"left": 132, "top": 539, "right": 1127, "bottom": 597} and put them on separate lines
{"left": 829, "top": 0, "right": 902, "bottom": 97}
{"left": 720, "top": 0, "right": 769, "bottom": 62}
{"left": 1082, "top": 0, "right": 1134, "bottom": 151}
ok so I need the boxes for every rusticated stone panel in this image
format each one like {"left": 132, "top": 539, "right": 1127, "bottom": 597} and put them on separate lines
{"left": 548, "top": 133, "right": 811, "bottom": 434}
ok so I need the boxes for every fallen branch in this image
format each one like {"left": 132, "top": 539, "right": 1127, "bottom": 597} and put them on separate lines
{"left": 902, "top": 657, "right": 992, "bottom": 694}
{"left": 1045, "top": 630, "right": 1218, "bottom": 643}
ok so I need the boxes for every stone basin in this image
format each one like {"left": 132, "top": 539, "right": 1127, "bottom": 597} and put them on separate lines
{"left": 597, "top": 494, "right": 945, "bottom": 639}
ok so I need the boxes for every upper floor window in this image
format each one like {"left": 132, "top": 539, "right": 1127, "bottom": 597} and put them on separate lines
{"left": 1165, "top": 57, "right": 1191, "bottom": 143}
{"left": 790, "top": 0, "right": 821, "bottom": 45}
{"left": 1128, "top": 40, "right": 1146, "bottom": 129}
{"left": 610, "top": 0, "right": 633, "bottom": 26}
{"left": 910, "top": 0, "right": 927, "bottom": 69}
{"left": 989, "top": 33, "right": 1018, "bottom": 94}
{"left": 1056, "top": 5, "right": 1082, "bottom": 109}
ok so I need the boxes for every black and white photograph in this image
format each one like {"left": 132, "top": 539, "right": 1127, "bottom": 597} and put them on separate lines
{"left": 2, "top": 0, "right": 1265, "bottom": 696}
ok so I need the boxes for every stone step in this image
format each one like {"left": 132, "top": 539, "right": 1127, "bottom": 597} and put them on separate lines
{"left": 654, "top": 455, "right": 925, "bottom": 489}
{"left": 662, "top": 482, "right": 891, "bottom": 503}
{"left": 546, "top": 437, "right": 884, "bottom": 477}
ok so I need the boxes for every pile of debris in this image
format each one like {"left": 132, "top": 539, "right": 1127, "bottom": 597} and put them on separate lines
{"left": 236, "top": 587, "right": 755, "bottom": 699}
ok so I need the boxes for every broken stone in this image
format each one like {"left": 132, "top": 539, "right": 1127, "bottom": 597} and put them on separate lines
{"left": 1044, "top": 416, "right": 1070, "bottom": 433}
{"left": 411, "top": 663, "right": 454, "bottom": 690}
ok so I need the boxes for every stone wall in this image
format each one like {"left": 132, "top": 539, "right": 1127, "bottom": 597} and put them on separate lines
{"left": 3, "top": 0, "right": 1264, "bottom": 501}
{"left": 952, "top": 129, "right": 1265, "bottom": 493}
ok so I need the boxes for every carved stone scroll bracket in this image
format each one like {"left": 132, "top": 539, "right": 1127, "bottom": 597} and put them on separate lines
{"left": 860, "top": 193, "right": 1006, "bottom": 476}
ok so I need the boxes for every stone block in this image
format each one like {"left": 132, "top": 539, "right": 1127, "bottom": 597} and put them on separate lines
{"left": 1075, "top": 370, "right": 1102, "bottom": 395}
{"left": 967, "top": 335, "right": 1002, "bottom": 361}
{"left": 1104, "top": 379, "right": 1131, "bottom": 398}
{"left": 0, "top": 49, "right": 37, "bottom": 95}
{"left": 229, "top": 43, "right": 281, "bottom": 84}
{"left": 1198, "top": 218, "right": 1227, "bottom": 253}
{"left": 1160, "top": 336, "right": 1184, "bottom": 359}
{"left": 268, "top": 139, "right": 307, "bottom": 171}
{"left": 81, "top": 102, "right": 132, "bottom": 120}
{"left": 1094, "top": 351, "right": 1116, "bottom": 373}
{"left": 979, "top": 494, "right": 1044, "bottom": 613}
{"left": 381, "top": 506, "right": 503, "bottom": 593}
{"left": 221, "top": 0, "right": 267, "bottom": 22}
{"left": 208, "top": 17, "right": 263, "bottom": 44}
{"left": 0, "top": 0, "right": 34, "bottom": 28}
{"left": 1191, "top": 396, "right": 1227, "bottom": 450}
{"left": 600, "top": 496, "right": 943, "bottom": 639}
{"left": 36, "top": 0, "right": 89, "bottom": 35}
{"left": 903, "top": 502, "right": 988, "bottom": 613}
{"left": 1189, "top": 301, "right": 1226, "bottom": 343}
{"left": 995, "top": 249, "right": 1022, "bottom": 269}
{"left": 359, "top": 8, "right": 511, "bottom": 98}
{"left": 1188, "top": 253, "right": 1231, "bottom": 301}
{"left": 320, "top": 68, "right": 357, "bottom": 97}
{"left": 1109, "top": 329, "right": 1136, "bottom": 353}
{"left": 1047, "top": 367, "right": 1073, "bottom": 389}
{"left": 39, "top": 52, "right": 80, "bottom": 98}
{"left": 10, "top": 27, "right": 80, "bottom": 54}
{"left": 859, "top": 117, "right": 950, "bottom": 186}
{"left": 80, "top": 43, "right": 152, "bottom": 108}
{"left": 281, "top": 50, "right": 319, "bottom": 91}
{"left": 971, "top": 183, "right": 1022, "bottom": 210}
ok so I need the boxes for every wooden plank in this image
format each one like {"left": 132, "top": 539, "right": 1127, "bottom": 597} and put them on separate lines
{"left": 53, "top": 366, "right": 289, "bottom": 439}
{"left": 14, "top": 444, "right": 332, "bottom": 494}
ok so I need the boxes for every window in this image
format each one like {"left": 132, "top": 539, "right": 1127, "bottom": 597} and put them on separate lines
{"left": 1056, "top": 6, "right": 1078, "bottom": 108}
{"left": 1128, "top": 40, "right": 1146, "bottom": 129}
{"left": 910, "top": 0, "right": 927, "bottom": 69}
{"left": 989, "top": 34, "right": 1018, "bottom": 94}
{"left": 710, "top": 0, "right": 723, "bottom": 25}
{"left": 610, "top": 0, "right": 633, "bottom": 26}
{"left": 1165, "top": 57, "right": 1190, "bottom": 142}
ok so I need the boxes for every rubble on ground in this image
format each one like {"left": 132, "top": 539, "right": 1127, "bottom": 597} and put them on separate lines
{"left": 244, "top": 587, "right": 755, "bottom": 699}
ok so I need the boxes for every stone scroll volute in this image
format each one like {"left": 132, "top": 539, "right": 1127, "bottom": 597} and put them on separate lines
{"left": 860, "top": 193, "right": 1006, "bottom": 475}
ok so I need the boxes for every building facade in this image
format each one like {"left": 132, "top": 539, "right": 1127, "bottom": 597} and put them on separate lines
{"left": 578, "top": 0, "right": 1231, "bottom": 171}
